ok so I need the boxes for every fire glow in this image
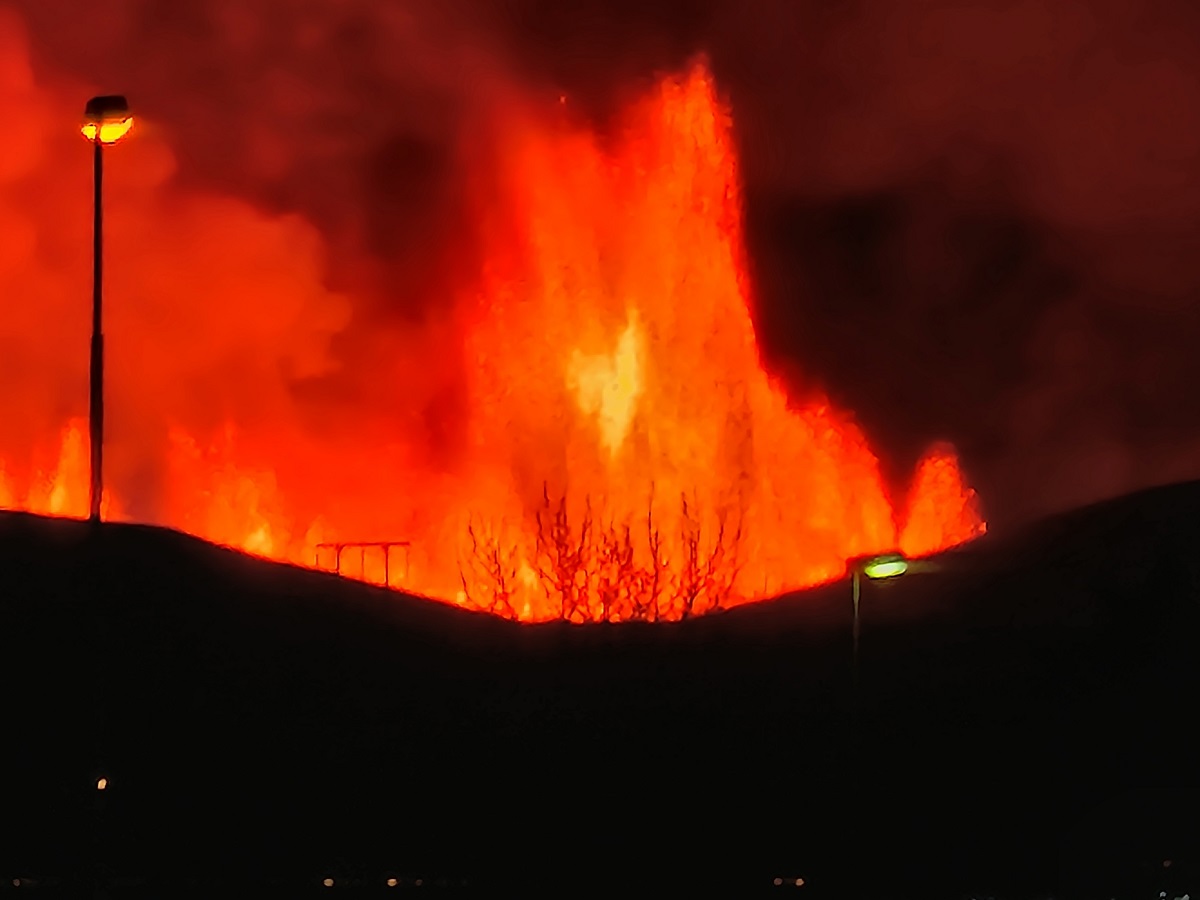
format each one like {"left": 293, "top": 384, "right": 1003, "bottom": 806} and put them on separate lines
{"left": 0, "top": 47, "right": 985, "bottom": 621}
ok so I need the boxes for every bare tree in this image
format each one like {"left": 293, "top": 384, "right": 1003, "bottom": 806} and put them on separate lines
{"left": 673, "top": 494, "right": 743, "bottom": 619}
{"left": 626, "top": 489, "right": 666, "bottom": 621}
{"left": 534, "top": 483, "right": 593, "bottom": 622}
{"left": 592, "top": 516, "right": 631, "bottom": 621}
{"left": 462, "top": 483, "right": 745, "bottom": 622}
{"left": 458, "top": 519, "right": 521, "bottom": 620}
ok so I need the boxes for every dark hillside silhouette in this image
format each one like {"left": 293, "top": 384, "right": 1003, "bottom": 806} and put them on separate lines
{"left": 4, "top": 482, "right": 1199, "bottom": 895}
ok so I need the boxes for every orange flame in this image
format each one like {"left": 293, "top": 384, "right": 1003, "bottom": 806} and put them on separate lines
{"left": 0, "top": 48, "right": 985, "bottom": 621}
{"left": 433, "top": 60, "right": 980, "bottom": 618}
{"left": 899, "top": 443, "right": 987, "bottom": 557}
{"left": 2, "top": 420, "right": 118, "bottom": 520}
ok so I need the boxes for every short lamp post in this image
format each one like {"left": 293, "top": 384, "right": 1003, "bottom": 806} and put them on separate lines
{"left": 80, "top": 95, "right": 133, "bottom": 524}
{"left": 849, "top": 551, "right": 909, "bottom": 685}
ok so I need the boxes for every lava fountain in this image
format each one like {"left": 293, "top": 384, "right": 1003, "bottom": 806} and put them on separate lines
{"left": 0, "top": 51, "right": 984, "bottom": 621}
{"left": 442, "top": 60, "right": 984, "bottom": 620}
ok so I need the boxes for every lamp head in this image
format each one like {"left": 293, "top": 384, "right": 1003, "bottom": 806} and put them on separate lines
{"left": 82, "top": 95, "right": 133, "bottom": 144}
{"left": 857, "top": 552, "right": 909, "bottom": 580}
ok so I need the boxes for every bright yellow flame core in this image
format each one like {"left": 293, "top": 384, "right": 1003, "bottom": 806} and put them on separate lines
{"left": 568, "top": 310, "right": 645, "bottom": 457}
{"left": 81, "top": 116, "right": 133, "bottom": 144}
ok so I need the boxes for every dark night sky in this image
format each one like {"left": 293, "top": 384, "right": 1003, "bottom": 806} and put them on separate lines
{"left": 10, "top": 0, "right": 1200, "bottom": 529}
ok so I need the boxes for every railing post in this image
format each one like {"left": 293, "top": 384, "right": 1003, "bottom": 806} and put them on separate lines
{"left": 315, "top": 540, "right": 411, "bottom": 589}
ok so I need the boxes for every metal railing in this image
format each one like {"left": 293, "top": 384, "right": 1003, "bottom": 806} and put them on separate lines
{"left": 314, "top": 540, "right": 411, "bottom": 589}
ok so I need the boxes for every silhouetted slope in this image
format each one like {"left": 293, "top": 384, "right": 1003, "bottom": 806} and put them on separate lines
{"left": 3, "top": 484, "right": 1199, "bottom": 895}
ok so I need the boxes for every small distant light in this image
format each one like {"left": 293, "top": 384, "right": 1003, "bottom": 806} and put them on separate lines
{"left": 323, "top": 877, "right": 334, "bottom": 887}
{"left": 1165, "top": 860, "right": 1173, "bottom": 867}
{"left": 773, "top": 877, "right": 783, "bottom": 886}
{"left": 415, "top": 878, "right": 423, "bottom": 886}
{"left": 13, "top": 879, "right": 21, "bottom": 887}
{"left": 795, "top": 877, "right": 805, "bottom": 886}
{"left": 386, "top": 878, "right": 398, "bottom": 887}
{"left": 96, "top": 777, "right": 108, "bottom": 791}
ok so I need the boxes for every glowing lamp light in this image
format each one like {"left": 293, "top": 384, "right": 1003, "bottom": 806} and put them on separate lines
{"left": 81, "top": 95, "right": 133, "bottom": 144}
{"left": 96, "top": 776, "right": 108, "bottom": 791}
{"left": 860, "top": 552, "right": 908, "bottom": 580}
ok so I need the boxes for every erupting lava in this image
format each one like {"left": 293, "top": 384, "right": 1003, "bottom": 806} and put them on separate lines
{"left": 0, "top": 43, "right": 984, "bottom": 621}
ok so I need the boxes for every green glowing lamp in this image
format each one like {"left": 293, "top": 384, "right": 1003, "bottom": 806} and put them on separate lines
{"left": 860, "top": 552, "right": 909, "bottom": 580}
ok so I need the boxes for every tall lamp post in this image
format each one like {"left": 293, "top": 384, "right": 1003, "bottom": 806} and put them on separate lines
{"left": 849, "top": 551, "right": 909, "bottom": 685}
{"left": 80, "top": 96, "right": 133, "bottom": 523}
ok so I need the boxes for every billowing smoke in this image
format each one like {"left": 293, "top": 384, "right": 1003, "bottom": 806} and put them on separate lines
{"left": 714, "top": 0, "right": 1200, "bottom": 526}
{"left": 1, "top": 0, "right": 511, "bottom": 518}
{"left": 4, "top": 0, "right": 1200, "bottom": 530}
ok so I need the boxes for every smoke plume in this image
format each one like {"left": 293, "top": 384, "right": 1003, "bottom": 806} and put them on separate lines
{"left": 4, "top": 0, "right": 1200, "bottom": 530}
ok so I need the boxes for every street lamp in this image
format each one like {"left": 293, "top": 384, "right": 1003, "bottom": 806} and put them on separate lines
{"left": 80, "top": 95, "right": 133, "bottom": 523}
{"left": 848, "top": 551, "right": 909, "bottom": 684}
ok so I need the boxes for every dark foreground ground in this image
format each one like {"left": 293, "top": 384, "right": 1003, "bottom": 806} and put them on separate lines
{"left": 3, "top": 482, "right": 1199, "bottom": 897}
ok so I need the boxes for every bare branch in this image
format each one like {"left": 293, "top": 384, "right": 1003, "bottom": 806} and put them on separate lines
{"left": 461, "top": 479, "right": 744, "bottom": 622}
{"left": 457, "top": 518, "right": 520, "bottom": 620}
